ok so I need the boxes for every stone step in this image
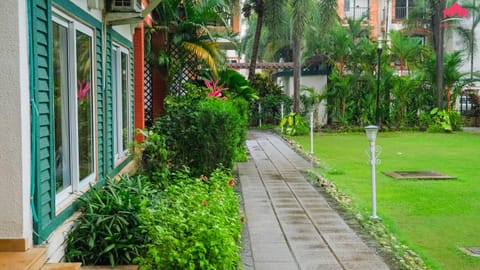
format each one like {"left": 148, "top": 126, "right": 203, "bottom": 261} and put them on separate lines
{"left": 41, "top": 262, "right": 82, "bottom": 270}
{"left": 81, "top": 265, "right": 138, "bottom": 270}
{"left": 0, "top": 247, "right": 46, "bottom": 270}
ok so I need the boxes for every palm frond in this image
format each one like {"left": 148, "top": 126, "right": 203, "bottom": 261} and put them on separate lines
{"left": 182, "top": 41, "right": 219, "bottom": 75}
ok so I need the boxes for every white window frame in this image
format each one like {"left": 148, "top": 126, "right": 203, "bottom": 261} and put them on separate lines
{"left": 53, "top": 8, "right": 97, "bottom": 206}
{"left": 112, "top": 43, "right": 132, "bottom": 164}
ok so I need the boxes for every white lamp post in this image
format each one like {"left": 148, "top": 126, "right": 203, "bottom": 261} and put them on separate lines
{"left": 280, "top": 102, "right": 284, "bottom": 133}
{"left": 365, "top": 125, "right": 380, "bottom": 220}
{"left": 310, "top": 111, "right": 314, "bottom": 155}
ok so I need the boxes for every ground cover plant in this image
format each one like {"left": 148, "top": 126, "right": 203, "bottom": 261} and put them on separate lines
{"left": 293, "top": 131, "right": 480, "bottom": 270}
{"left": 66, "top": 169, "right": 243, "bottom": 268}
{"left": 136, "top": 169, "right": 242, "bottom": 269}
{"left": 65, "top": 174, "right": 157, "bottom": 266}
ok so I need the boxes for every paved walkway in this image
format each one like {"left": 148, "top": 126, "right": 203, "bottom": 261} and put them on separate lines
{"left": 238, "top": 130, "right": 390, "bottom": 270}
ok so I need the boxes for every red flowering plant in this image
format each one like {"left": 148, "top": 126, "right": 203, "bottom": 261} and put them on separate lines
{"left": 77, "top": 80, "right": 91, "bottom": 100}
{"left": 205, "top": 78, "right": 228, "bottom": 98}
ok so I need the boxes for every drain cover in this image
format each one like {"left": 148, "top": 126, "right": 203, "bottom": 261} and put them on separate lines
{"left": 383, "top": 171, "right": 455, "bottom": 180}
{"left": 460, "top": 247, "right": 480, "bottom": 257}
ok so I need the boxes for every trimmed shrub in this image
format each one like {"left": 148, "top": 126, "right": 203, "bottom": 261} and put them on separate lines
{"left": 154, "top": 85, "right": 248, "bottom": 176}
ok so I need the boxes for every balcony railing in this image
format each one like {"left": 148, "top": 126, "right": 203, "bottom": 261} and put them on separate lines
{"left": 395, "top": 6, "right": 415, "bottom": 20}
{"left": 344, "top": 6, "right": 369, "bottom": 20}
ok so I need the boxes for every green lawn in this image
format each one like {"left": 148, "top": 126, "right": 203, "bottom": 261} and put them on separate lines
{"left": 293, "top": 131, "right": 480, "bottom": 270}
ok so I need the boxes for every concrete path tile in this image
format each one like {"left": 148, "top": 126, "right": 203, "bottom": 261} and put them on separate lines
{"left": 239, "top": 131, "right": 390, "bottom": 270}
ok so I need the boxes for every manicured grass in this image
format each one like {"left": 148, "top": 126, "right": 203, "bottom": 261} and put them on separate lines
{"left": 293, "top": 131, "right": 480, "bottom": 270}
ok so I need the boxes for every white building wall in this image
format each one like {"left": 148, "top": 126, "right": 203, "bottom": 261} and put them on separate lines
{"left": 277, "top": 74, "right": 328, "bottom": 126}
{"left": 447, "top": 12, "right": 480, "bottom": 79}
{"left": 0, "top": 0, "right": 32, "bottom": 246}
{"left": 298, "top": 75, "right": 328, "bottom": 126}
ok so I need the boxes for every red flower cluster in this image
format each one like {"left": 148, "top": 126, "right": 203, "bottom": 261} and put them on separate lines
{"left": 228, "top": 178, "right": 235, "bottom": 187}
{"left": 205, "top": 78, "right": 228, "bottom": 98}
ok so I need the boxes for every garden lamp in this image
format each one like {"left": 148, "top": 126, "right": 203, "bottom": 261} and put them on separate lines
{"left": 365, "top": 125, "right": 380, "bottom": 220}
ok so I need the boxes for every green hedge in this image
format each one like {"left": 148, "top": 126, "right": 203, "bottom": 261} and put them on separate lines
{"left": 154, "top": 86, "right": 248, "bottom": 176}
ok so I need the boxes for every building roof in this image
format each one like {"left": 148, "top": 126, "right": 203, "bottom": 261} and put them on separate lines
{"left": 227, "top": 62, "right": 294, "bottom": 69}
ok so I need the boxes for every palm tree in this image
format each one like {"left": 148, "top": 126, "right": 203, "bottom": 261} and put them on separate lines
{"left": 389, "top": 30, "right": 424, "bottom": 76}
{"left": 443, "top": 51, "right": 469, "bottom": 111}
{"left": 291, "top": 0, "right": 310, "bottom": 113}
{"left": 291, "top": 0, "right": 337, "bottom": 113}
{"left": 151, "top": 0, "right": 234, "bottom": 88}
{"left": 404, "top": 0, "right": 446, "bottom": 109}
{"left": 431, "top": 0, "right": 446, "bottom": 109}
{"left": 242, "top": 0, "right": 286, "bottom": 82}
{"left": 451, "top": 0, "right": 480, "bottom": 80}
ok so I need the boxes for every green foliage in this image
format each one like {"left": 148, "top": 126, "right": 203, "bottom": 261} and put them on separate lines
{"left": 300, "top": 86, "right": 326, "bottom": 117}
{"left": 65, "top": 175, "right": 157, "bottom": 266}
{"left": 136, "top": 169, "right": 242, "bottom": 270}
{"left": 250, "top": 73, "right": 283, "bottom": 97}
{"left": 422, "top": 108, "right": 462, "bottom": 132}
{"left": 154, "top": 86, "right": 248, "bottom": 176}
{"left": 280, "top": 112, "right": 309, "bottom": 136}
{"left": 249, "top": 73, "right": 292, "bottom": 125}
{"left": 217, "top": 69, "right": 259, "bottom": 102}
{"left": 148, "top": 0, "right": 234, "bottom": 82}
{"left": 135, "top": 129, "right": 171, "bottom": 189}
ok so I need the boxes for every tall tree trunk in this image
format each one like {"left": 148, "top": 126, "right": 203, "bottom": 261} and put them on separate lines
{"left": 433, "top": 0, "right": 445, "bottom": 109}
{"left": 292, "top": 0, "right": 308, "bottom": 113}
{"left": 471, "top": 0, "right": 476, "bottom": 80}
{"left": 446, "top": 86, "right": 451, "bottom": 111}
{"left": 293, "top": 32, "right": 301, "bottom": 113}
{"left": 248, "top": 2, "right": 264, "bottom": 82}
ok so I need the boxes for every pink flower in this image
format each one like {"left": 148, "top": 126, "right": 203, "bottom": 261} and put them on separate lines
{"left": 205, "top": 78, "right": 228, "bottom": 97}
{"left": 228, "top": 178, "right": 235, "bottom": 187}
{"left": 77, "top": 80, "right": 91, "bottom": 100}
{"left": 200, "top": 175, "right": 208, "bottom": 182}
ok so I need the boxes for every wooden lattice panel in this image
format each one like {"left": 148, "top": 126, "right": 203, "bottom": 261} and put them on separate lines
{"left": 144, "top": 61, "right": 153, "bottom": 127}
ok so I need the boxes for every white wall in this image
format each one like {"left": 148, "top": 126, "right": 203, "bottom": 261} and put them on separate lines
{"left": 299, "top": 75, "right": 328, "bottom": 125}
{"left": 446, "top": 13, "right": 480, "bottom": 79}
{"left": 0, "top": 0, "right": 32, "bottom": 245}
{"left": 277, "top": 74, "right": 328, "bottom": 126}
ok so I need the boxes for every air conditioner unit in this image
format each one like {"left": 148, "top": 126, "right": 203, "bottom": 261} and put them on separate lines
{"left": 87, "top": 0, "right": 104, "bottom": 10}
{"left": 109, "top": 0, "right": 142, "bottom": 13}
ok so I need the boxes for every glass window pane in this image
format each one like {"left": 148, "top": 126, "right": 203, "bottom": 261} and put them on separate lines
{"left": 76, "top": 30, "right": 94, "bottom": 180}
{"left": 53, "top": 22, "right": 71, "bottom": 193}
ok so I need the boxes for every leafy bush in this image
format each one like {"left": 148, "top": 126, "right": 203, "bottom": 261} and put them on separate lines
{"left": 65, "top": 174, "right": 157, "bottom": 266}
{"left": 249, "top": 73, "right": 291, "bottom": 126}
{"left": 154, "top": 86, "right": 248, "bottom": 176}
{"left": 250, "top": 94, "right": 292, "bottom": 126}
{"left": 217, "top": 69, "right": 258, "bottom": 102}
{"left": 134, "top": 129, "right": 171, "bottom": 189}
{"left": 421, "top": 108, "right": 462, "bottom": 132}
{"left": 136, "top": 169, "right": 243, "bottom": 270}
{"left": 280, "top": 112, "right": 309, "bottom": 136}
